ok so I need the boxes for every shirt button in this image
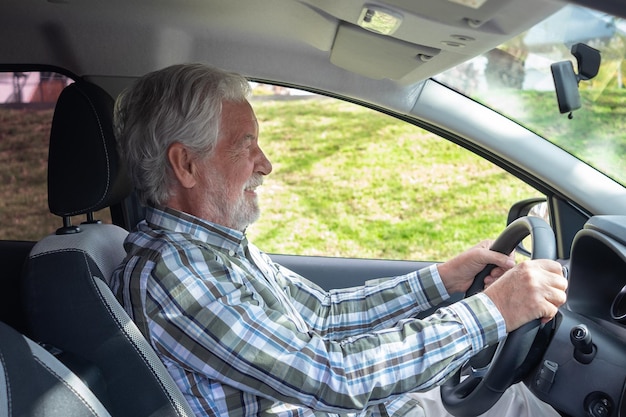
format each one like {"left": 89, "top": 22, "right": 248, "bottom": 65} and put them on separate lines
{"left": 228, "top": 250, "right": 235, "bottom": 256}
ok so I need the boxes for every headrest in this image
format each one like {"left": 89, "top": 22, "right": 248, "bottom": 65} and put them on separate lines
{"left": 48, "top": 81, "right": 132, "bottom": 217}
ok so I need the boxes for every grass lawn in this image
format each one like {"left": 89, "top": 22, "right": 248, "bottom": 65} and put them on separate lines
{"left": 247, "top": 96, "right": 538, "bottom": 260}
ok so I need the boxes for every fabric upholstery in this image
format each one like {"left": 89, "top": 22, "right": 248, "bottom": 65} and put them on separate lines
{"left": 0, "top": 321, "right": 111, "bottom": 417}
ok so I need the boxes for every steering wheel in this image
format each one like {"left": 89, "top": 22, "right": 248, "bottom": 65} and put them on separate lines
{"left": 440, "top": 216, "right": 556, "bottom": 417}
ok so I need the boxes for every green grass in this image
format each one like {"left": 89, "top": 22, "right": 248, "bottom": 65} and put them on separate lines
{"left": 247, "top": 97, "right": 537, "bottom": 260}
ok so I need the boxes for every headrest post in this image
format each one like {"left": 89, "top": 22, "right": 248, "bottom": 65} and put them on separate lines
{"left": 55, "top": 215, "right": 81, "bottom": 235}
{"left": 83, "top": 212, "right": 102, "bottom": 225}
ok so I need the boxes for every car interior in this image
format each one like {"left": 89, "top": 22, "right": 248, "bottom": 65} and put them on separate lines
{"left": 2, "top": 0, "right": 626, "bottom": 416}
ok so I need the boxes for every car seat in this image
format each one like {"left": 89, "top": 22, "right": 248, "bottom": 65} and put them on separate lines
{"left": 0, "top": 320, "right": 111, "bottom": 417}
{"left": 21, "top": 80, "right": 195, "bottom": 417}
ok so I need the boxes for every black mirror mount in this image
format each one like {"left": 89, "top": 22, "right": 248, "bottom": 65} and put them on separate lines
{"left": 551, "top": 43, "right": 601, "bottom": 118}
{"left": 571, "top": 43, "right": 601, "bottom": 81}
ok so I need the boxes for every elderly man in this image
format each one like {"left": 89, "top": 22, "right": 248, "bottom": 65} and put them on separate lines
{"left": 111, "top": 63, "right": 567, "bottom": 417}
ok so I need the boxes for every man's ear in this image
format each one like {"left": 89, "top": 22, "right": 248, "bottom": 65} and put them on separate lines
{"left": 167, "top": 142, "right": 197, "bottom": 189}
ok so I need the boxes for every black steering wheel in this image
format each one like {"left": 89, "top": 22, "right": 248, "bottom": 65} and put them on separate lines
{"left": 440, "top": 216, "right": 556, "bottom": 417}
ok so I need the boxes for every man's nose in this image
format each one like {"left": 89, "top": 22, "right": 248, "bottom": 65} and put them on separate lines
{"left": 257, "top": 148, "right": 273, "bottom": 175}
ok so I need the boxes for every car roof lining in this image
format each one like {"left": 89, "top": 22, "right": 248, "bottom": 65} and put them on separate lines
{"left": 2, "top": 0, "right": 563, "bottom": 88}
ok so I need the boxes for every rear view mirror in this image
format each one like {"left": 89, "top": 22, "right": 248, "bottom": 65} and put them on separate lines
{"left": 551, "top": 43, "right": 600, "bottom": 118}
{"left": 551, "top": 61, "right": 581, "bottom": 114}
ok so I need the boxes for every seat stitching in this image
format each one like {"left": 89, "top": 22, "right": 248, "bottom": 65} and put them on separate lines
{"left": 62, "top": 83, "right": 111, "bottom": 216}
{"left": 83, "top": 253, "right": 186, "bottom": 416}
{"left": 0, "top": 350, "right": 11, "bottom": 417}
{"left": 32, "top": 355, "right": 101, "bottom": 416}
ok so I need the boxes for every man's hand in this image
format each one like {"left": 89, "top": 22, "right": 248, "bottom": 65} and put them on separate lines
{"left": 437, "top": 240, "right": 515, "bottom": 294}
{"left": 484, "top": 259, "right": 567, "bottom": 332}
{"left": 437, "top": 241, "right": 567, "bottom": 332}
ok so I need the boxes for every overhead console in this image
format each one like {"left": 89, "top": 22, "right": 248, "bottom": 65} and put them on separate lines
{"left": 303, "top": 0, "right": 564, "bottom": 81}
{"left": 527, "top": 216, "right": 626, "bottom": 417}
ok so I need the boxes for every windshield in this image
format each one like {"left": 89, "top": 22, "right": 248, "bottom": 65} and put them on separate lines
{"left": 435, "top": 4, "right": 626, "bottom": 187}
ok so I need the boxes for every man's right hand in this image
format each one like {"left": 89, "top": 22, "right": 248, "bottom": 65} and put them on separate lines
{"left": 483, "top": 259, "right": 568, "bottom": 332}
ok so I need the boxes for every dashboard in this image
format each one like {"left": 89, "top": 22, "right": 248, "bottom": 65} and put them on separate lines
{"left": 526, "top": 216, "right": 626, "bottom": 417}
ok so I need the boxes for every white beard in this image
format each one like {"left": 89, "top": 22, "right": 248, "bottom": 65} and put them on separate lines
{"left": 205, "top": 173, "right": 262, "bottom": 231}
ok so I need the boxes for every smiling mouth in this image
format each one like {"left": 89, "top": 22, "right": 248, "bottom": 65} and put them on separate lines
{"left": 244, "top": 177, "right": 263, "bottom": 194}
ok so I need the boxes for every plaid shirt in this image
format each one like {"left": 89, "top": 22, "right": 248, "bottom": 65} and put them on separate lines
{"left": 110, "top": 206, "right": 506, "bottom": 416}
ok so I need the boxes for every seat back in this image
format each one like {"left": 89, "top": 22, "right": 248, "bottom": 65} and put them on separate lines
{"left": 0, "top": 320, "right": 111, "bottom": 417}
{"left": 21, "top": 80, "right": 195, "bottom": 417}
{"left": 0, "top": 240, "right": 35, "bottom": 332}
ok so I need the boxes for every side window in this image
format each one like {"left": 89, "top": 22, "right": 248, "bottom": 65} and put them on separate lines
{"left": 247, "top": 84, "right": 540, "bottom": 261}
{"left": 0, "top": 71, "right": 110, "bottom": 241}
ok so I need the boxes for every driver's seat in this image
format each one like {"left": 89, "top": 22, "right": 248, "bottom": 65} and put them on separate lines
{"left": 21, "top": 80, "right": 195, "bottom": 417}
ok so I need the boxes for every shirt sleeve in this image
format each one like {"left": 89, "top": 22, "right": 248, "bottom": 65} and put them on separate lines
{"left": 144, "top": 244, "right": 507, "bottom": 414}
{"left": 268, "top": 254, "right": 451, "bottom": 339}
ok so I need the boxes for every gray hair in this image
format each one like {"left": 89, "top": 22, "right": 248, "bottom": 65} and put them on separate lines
{"left": 114, "top": 63, "right": 251, "bottom": 206}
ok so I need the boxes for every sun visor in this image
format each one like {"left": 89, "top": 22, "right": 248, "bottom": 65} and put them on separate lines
{"left": 330, "top": 23, "right": 440, "bottom": 80}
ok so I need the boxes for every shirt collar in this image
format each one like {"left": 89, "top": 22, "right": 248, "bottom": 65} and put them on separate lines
{"left": 144, "top": 205, "right": 246, "bottom": 254}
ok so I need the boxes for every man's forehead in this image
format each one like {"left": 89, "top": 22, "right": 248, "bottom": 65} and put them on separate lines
{"left": 222, "top": 99, "right": 256, "bottom": 120}
{"left": 219, "top": 100, "right": 258, "bottom": 141}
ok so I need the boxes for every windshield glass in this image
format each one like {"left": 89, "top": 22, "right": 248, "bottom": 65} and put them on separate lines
{"left": 435, "top": 4, "right": 626, "bottom": 186}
